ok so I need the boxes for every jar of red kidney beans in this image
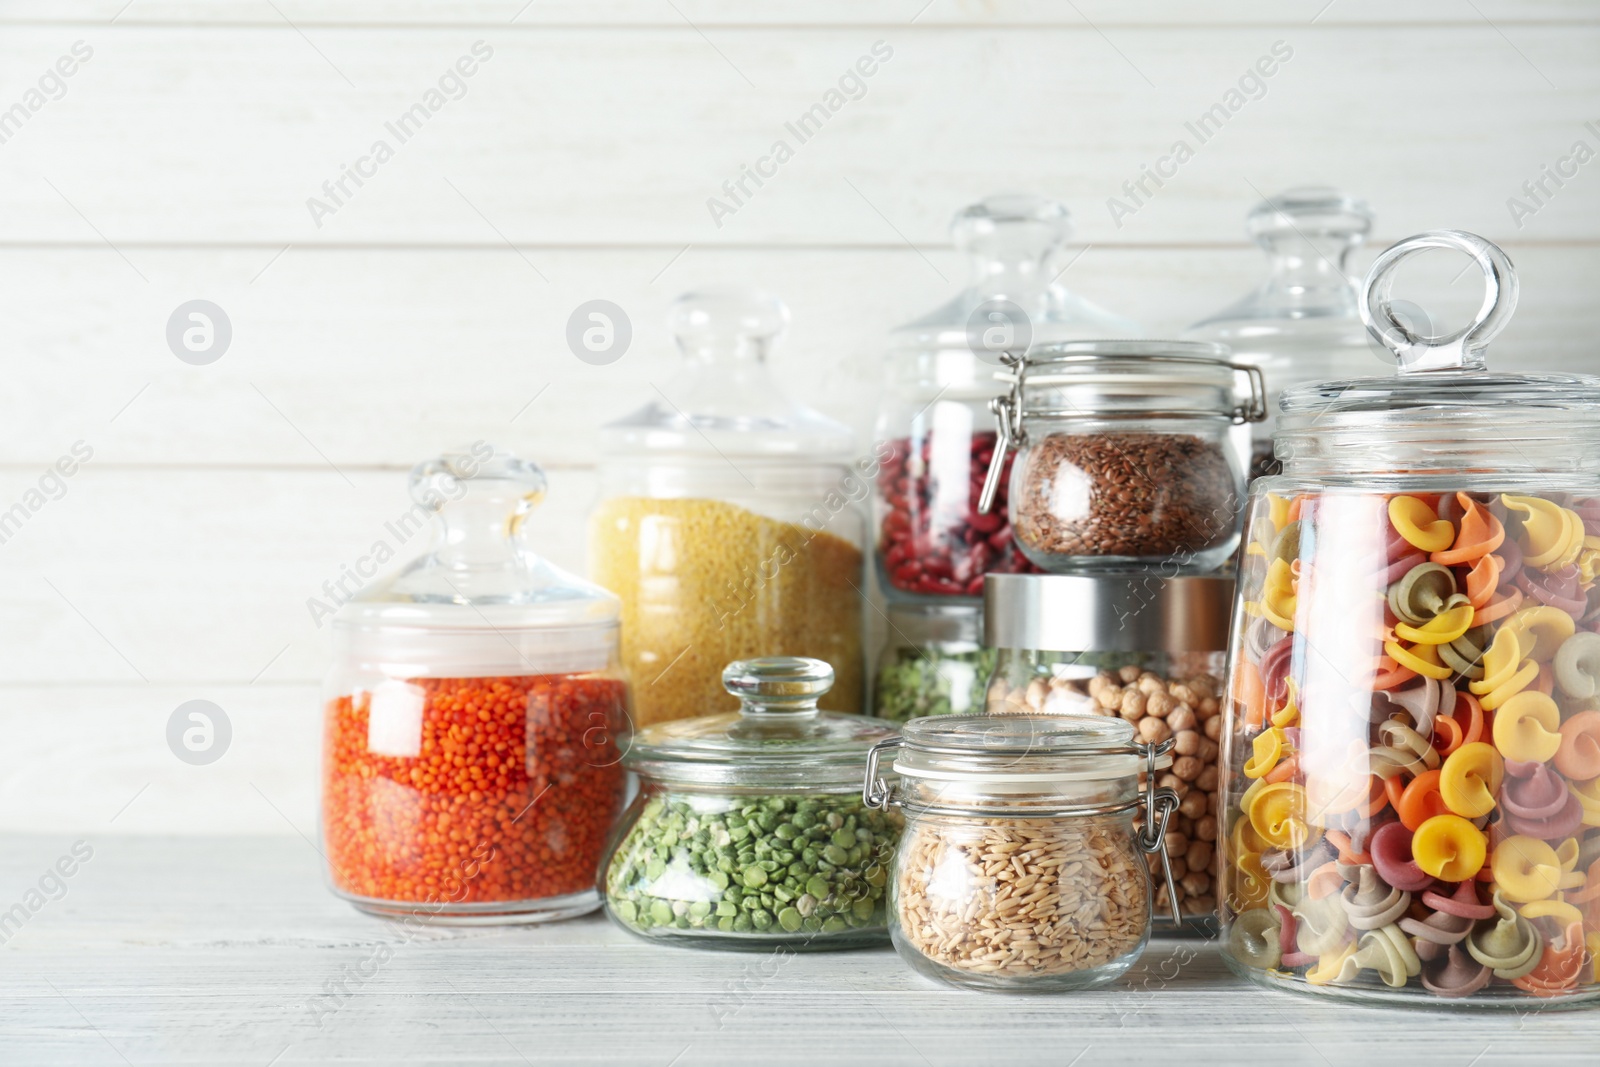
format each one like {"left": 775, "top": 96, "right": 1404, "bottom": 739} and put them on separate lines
{"left": 321, "top": 446, "right": 630, "bottom": 924}
{"left": 873, "top": 193, "right": 1138, "bottom": 600}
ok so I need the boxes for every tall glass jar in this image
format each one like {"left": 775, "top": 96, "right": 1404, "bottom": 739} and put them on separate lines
{"left": 871, "top": 601, "right": 993, "bottom": 722}
{"left": 864, "top": 715, "right": 1181, "bottom": 991}
{"left": 321, "top": 447, "right": 630, "bottom": 923}
{"left": 591, "top": 290, "right": 865, "bottom": 728}
{"left": 874, "top": 194, "right": 1138, "bottom": 600}
{"left": 981, "top": 573, "right": 1234, "bottom": 927}
{"left": 1185, "top": 187, "right": 1376, "bottom": 480}
{"left": 601, "top": 657, "right": 901, "bottom": 950}
{"left": 1219, "top": 231, "right": 1600, "bottom": 1006}
{"left": 978, "top": 342, "right": 1266, "bottom": 574}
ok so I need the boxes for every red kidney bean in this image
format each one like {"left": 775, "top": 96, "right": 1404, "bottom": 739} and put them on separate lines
{"left": 875, "top": 431, "right": 1039, "bottom": 595}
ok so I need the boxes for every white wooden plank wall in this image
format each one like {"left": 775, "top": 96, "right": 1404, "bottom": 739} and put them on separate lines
{"left": 1, "top": 1, "right": 1596, "bottom": 835}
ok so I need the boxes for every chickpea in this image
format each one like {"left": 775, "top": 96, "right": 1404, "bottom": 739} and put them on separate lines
{"left": 1199, "top": 696, "right": 1221, "bottom": 719}
{"left": 1164, "top": 830, "right": 1188, "bottom": 857}
{"left": 1172, "top": 755, "right": 1203, "bottom": 782}
{"left": 1167, "top": 704, "right": 1197, "bottom": 733}
{"left": 1166, "top": 856, "right": 1189, "bottom": 882}
{"left": 1203, "top": 714, "right": 1222, "bottom": 741}
{"left": 1196, "top": 765, "right": 1219, "bottom": 792}
{"left": 1181, "top": 871, "right": 1210, "bottom": 897}
{"left": 1096, "top": 685, "right": 1122, "bottom": 711}
{"left": 1199, "top": 738, "right": 1219, "bottom": 763}
{"left": 1179, "top": 791, "right": 1207, "bottom": 819}
{"left": 1186, "top": 841, "right": 1213, "bottom": 872}
{"left": 1025, "top": 678, "right": 1047, "bottom": 710}
{"left": 1118, "top": 665, "right": 1142, "bottom": 685}
{"left": 1173, "top": 728, "right": 1201, "bottom": 756}
{"left": 1147, "top": 690, "right": 1175, "bottom": 718}
{"left": 1138, "top": 673, "right": 1165, "bottom": 696}
{"left": 1195, "top": 814, "right": 1219, "bottom": 842}
{"left": 1120, "top": 689, "right": 1147, "bottom": 721}
{"left": 1138, "top": 716, "right": 1171, "bottom": 744}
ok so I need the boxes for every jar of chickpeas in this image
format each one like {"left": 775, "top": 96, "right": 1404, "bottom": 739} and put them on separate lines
{"left": 982, "top": 573, "right": 1234, "bottom": 929}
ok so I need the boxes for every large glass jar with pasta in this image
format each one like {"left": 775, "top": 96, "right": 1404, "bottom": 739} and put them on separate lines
{"left": 591, "top": 289, "right": 866, "bottom": 728}
{"left": 1219, "top": 230, "right": 1600, "bottom": 1006}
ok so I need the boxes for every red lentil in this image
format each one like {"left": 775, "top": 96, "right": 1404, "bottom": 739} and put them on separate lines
{"left": 322, "top": 673, "right": 627, "bottom": 906}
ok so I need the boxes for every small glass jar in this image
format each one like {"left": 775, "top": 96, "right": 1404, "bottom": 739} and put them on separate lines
{"left": 1219, "top": 231, "right": 1600, "bottom": 1006}
{"left": 602, "top": 657, "right": 902, "bottom": 950}
{"left": 865, "top": 714, "right": 1180, "bottom": 991}
{"left": 979, "top": 341, "right": 1265, "bottom": 574}
{"left": 590, "top": 290, "right": 866, "bottom": 728}
{"left": 873, "top": 194, "right": 1139, "bottom": 600}
{"left": 321, "top": 447, "right": 630, "bottom": 923}
{"left": 872, "top": 601, "right": 994, "bottom": 722}
{"left": 982, "top": 573, "right": 1234, "bottom": 928}
{"left": 1184, "top": 188, "right": 1377, "bottom": 480}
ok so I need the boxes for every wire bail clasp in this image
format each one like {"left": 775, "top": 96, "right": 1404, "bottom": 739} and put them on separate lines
{"left": 862, "top": 736, "right": 904, "bottom": 811}
{"left": 977, "top": 351, "right": 1029, "bottom": 516}
{"left": 1136, "top": 737, "right": 1182, "bottom": 924}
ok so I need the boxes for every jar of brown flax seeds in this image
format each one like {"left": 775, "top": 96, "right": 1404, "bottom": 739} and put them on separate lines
{"left": 977, "top": 341, "right": 1265, "bottom": 575}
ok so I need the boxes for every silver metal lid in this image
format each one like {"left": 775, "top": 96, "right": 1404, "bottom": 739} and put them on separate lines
{"left": 983, "top": 573, "right": 1234, "bottom": 653}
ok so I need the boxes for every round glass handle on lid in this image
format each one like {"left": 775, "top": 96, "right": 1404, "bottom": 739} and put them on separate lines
{"left": 722, "top": 656, "right": 833, "bottom": 717}
{"left": 1360, "top": 229, "right": 1518, "bottom": 374}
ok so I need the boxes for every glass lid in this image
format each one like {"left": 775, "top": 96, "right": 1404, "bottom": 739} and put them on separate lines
{"left": 333, "top": 445, "right": 619, "bottom": 635}
{"left": 997, "top": 340, "right": 1266, "bottom": 419}
{"left": 626, "top": 657, "right": 897, "bottom": 788}
{"left": 601, "top": 288, "right": 854, "bottom": 460}
{"left": 891, "top": 193, "right": 1139, "bottom": 355}
{"left": 1278, "top": 230, "right": 1600, "bottom": 440}
{"left": 892, "top": 715, "right": 1156, "bottom": 783}
{"left": 1190, "top": 186, "right": 1372, "bottom": 330}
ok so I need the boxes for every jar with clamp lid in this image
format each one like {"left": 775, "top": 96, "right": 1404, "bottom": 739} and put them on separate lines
{"left": 320, "top": 446, "right": 630, "bottom": 923}
{"left": 1219, "top": 231, "right": 1600, "bottom": 1006}
{"left": 978, "top": 341, "right": 1266, "bottom": 574}
{"left": 873, "top": 194, "right": 1139, "bottom": 601}
{"left": 864, "top": 715, "right": 1181, "bottom": 991}
{"left": 602, "top": 657, "right": 902, "bottom": 950}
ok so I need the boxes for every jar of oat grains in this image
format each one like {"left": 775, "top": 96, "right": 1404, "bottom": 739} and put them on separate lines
{"left": 864, "top": 714, "right": 1182, "bottom": 991}
{"left": 590, "top": 289, "right": 867, "bottom": 728}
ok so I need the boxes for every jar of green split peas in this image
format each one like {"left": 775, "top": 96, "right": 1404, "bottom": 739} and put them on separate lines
{"left": 602, "top": 657, "right": 902, "bottom": 950}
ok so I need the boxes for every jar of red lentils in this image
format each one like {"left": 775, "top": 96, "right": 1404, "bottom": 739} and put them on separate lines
{"left": 321, "top": 446, "right": 630, "bottom": 923}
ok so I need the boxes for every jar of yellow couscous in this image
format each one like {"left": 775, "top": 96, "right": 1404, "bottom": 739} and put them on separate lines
{"left": 590, "top": 289, "right": 868, "bottom": 727}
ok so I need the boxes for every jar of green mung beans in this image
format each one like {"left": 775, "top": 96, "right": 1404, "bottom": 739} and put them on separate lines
{"left": 601, "top": 657, "right": 902, "bottom": 950}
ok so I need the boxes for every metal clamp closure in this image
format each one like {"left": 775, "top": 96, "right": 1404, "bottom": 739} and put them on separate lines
{"left": 1136, "top": 738, "right": 1183, "bottom": 924}
{"left": 1232, "top": 362, "right": 1268, "bottom": 425}
{"left": 977, "top": 353, "right": 1028, "bottom": 516}
{"left": 862, "top": 736, "right": 903, "bottom": 811}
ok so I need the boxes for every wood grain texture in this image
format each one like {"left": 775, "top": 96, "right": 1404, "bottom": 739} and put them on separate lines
{"left": 0, "top": 25, "right": 1595, "bottom": 246}
{"left": 0, "top": 244, "right": 1593, "bottom": 470}
{"left": 0, "top": 836, "right": 1596, "bottom": 1066}
{"left": 1, "top": 8, "right": 1597, "bottom": 836}
{"left": 6, "top": 1, "right": 1598, "bottom": 27}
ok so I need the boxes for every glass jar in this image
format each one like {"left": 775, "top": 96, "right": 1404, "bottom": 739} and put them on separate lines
{"left": 873, "top": 194, "right": 1138, "bottom": 600}
{"left": 982, "top": 573, "right": 1233, "bottom": 927}
{"left": 978, "top": 341, "right": 1266, "bottom": 574}
{"left": 1185, "top": 188, "right": 1376, "bottom": 480}
{"left": 321, "top": 447, "right": 630, "bottom": 923}
{"left": 872, "top": 601, "right": 994, "bottom": 722}
{"left": 864, "top": 714, "right": 1180, "bottom": 991}
{"left": 1219, "top": 230, "right": 1600, "bottom": 1006}
{"left": 602, "top": 657, "right": 902, "bottom": 950}
{"left": 590, "top": 290, "right": 866, "bottom": 728}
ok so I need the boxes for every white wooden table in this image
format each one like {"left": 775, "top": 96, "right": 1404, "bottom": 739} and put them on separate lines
{"left": 2, "top": 835, "right": 1596, "bottom": 1066}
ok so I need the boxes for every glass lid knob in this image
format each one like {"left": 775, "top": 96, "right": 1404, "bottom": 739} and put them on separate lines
{"left": 1360, "top": 229, "right": 1518, "bottom": 375}
{"left": 667, "top": 288, "right": 788, "bottom": 358}
{"left": 722, "top": 656, "right": 834, "bottom": 716}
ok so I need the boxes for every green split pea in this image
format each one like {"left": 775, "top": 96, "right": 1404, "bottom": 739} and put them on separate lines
{"left": 604, "top": 793, "right": 901, "bottom": 942}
